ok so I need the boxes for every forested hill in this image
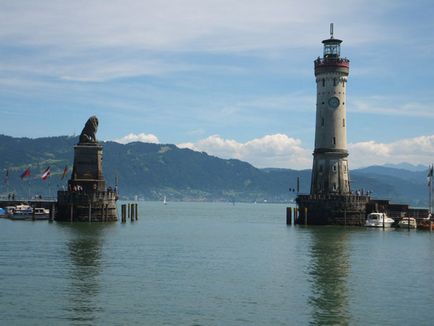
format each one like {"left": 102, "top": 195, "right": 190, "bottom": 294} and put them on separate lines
{"left": 0, "top": 135, "right": 429, "bottom": 206}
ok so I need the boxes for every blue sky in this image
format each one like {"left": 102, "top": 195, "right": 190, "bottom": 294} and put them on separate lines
{"left": 1, "top": 0, "right": 434, "bottom": 169}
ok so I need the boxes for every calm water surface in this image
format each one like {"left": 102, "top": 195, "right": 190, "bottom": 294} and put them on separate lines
{"left": 1, "top": 201, "right": 434, "bottom": 325}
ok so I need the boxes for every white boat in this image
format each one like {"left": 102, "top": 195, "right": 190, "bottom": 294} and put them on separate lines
{"left": 398, "top": 217, "right": 417, "bottom": 229}
{"left": 33, "top": 207, "right": 50, "bottom": 220}
{"left": 11, "top": 204, "right": 33, "bottom": 220}
{"left": 365, "top": 212, "right": 395, "bottom": 228}
{"left": 8, "top": 205, "right": 50, "bottom": 221}
{"left": 163, "top": 196, "right": 167, "bottom": 205}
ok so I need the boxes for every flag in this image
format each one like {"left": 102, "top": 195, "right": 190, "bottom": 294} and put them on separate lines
{"left": 20, "top": 167, "right": 30, "bottom": 179}
{"left": 61, "top": 165, "right": 68, "bottom": 180}
{"left": 41, "top": 166, "right": 51, "bottom": 180}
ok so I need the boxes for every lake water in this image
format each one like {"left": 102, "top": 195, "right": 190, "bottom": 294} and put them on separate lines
{"left": 1, "top": 201, "right": 433, "bottom": 325}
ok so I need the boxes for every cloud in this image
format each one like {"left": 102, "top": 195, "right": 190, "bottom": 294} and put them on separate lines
{"left": 178, "top": 134, "right": 312, "bottom": 169}
{"left": 114, "top": 133, "right": 160, "bottom": 144}
{"left": 178, "top": 133, "right": 434, "bottom": 169}
{"left": 351, "top": 96, "right": 434, "bottom": 118}
{"left": 0, "top": 0, "right": 413, "bottom": 82}
{"left": 0, "top": 1, "right": 392, "bottom": 51}
{"left": 349, "top": 135, "right": 434, "bottom": 168}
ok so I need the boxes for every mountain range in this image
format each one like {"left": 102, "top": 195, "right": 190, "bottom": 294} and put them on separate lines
{"left": 0, "top": 135, "right": 431, "bottom": 207}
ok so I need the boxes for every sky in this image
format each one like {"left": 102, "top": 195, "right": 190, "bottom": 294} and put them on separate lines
{"left": 1, "top": 0, "right": 434, "bottom": 169}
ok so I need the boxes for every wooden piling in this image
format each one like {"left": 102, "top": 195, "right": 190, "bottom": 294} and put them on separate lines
{"left": 121, "top": 204, "right": 126, "bottom": 223}
{"left": 130, "top": 203, "right": 134, "bottom": 222}
{"left": 49, "top": 203, "right": 55, "bottom": 222}
{"left": 344, "top": 209, "right": 347, "bottom": 226}
{"left": 135, "top": 204, "right": 138, "bottom": 220}
{"left": 304, "top": 207, "right": 308, "bottom": 226}
{"left": 286, "top": 207, "right": 292, "bottom": 225}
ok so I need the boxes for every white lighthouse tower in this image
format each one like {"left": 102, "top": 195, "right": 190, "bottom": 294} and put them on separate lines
{"left": 311, "top": 23, "right": 350, "bottom": 195}
{"left": 296, "top": 24, "right": 369, "bottom": 225}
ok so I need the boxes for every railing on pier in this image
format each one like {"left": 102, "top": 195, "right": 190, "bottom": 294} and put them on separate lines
{"left": 297, "top": 193, "right": 370, "bottom": 203}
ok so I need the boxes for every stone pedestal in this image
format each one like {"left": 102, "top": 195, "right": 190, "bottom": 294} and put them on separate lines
{"left": 69, "top": 144, "right": 105, "bottom": 193}
{"left": 56, "top": 142, "right": 117, "bottom": 222}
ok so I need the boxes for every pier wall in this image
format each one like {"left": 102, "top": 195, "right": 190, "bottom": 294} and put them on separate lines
{"left": 56, "top": 190, "right": 117, "bottom": 222}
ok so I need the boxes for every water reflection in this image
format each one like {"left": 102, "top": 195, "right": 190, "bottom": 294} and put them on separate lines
{"left": 307, "top": 227, "right": 350, "bottom": 325}
{"left": 60, "top": 223, "right": 113, "bottom": 324}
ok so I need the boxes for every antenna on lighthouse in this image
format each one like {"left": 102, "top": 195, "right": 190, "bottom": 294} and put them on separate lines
{"left": 330, "top": 23, "right": 334, "bottom": 39}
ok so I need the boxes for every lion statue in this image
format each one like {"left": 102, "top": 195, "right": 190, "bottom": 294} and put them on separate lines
{"left": 79, "top": 116, "right": 99, "bottom": 143}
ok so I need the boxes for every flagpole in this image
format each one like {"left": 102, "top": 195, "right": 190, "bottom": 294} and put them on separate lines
{"left": 27, "top": 178, "right": 31, "bottom": 201}
{"left": 429, "top": 164, "right": 434, "bottom": 214}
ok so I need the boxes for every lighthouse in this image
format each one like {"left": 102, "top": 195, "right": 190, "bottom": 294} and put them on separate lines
{"left": 296, "top": 24, "right": 369, "bottom": 225}
{"left": 311, "top": 23, "right": 350, "bottom": 195}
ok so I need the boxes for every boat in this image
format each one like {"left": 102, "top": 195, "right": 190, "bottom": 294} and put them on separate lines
{"left": 398, "top": 217, "right": 417, "bottom": 229}
{"left": 10, "top": 204, "right": 33, "bottom": 220}
{"left": 8, "top": 205, "right": 50, "bottom": 221}
{"left": 418, "top": 215, "right": 433, "bottom": 230}
{"left": 33, "top": 207, "right": 50, "bottom": 220}
{"left": 365, "top": 212, "right": 395, "bottom": 228}
{"left": 163, "top": 196, "right": 167, "bottom": 205}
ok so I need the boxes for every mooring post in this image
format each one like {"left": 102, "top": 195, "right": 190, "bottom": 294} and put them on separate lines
{"left": 130, "top": 203, "right": 134, "bottom": 222}
{"left": 49, "top": 203, "right": 54, "bottom": 222}
{"left": 70, "top": 204, "right": 73, "bottom": 223}
{"left": 131, "top": 203, "right": 135, "bottom": 220}
{"left": 304, "top": 207, "right": 308, "bottom": 226}
{"left": 286, "top": 207, "right": 292, "bottom": 225}
{"left": 135, "top": 204, "right": 138, "bottom": 220}
{"left": 32, "top": 204, "right": 35, "bottom": 221}
{"left": 88, "top": 202, "right": 92, "bottom": 223}
{"left": 121, "top": 204, "right": 126, "bottom": 223}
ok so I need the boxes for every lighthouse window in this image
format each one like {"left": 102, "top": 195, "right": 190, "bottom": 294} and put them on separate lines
{"left": 333, "top": 78, "right": 336, "bottom": 86}
{"left": 332, "top": 137, "right": 336, "bottom": 145}
{"left": 343, "top": 119, "right": 345, "bottom": 127}
{"left": 321, "top": 117, "right": 324, "bottom": 127}
{"left": 322, "top": 79, "right": 325, "bottom": 87}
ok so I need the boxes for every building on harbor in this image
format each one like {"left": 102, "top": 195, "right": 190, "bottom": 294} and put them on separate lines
{"left": 296, "top": 24, "right": 370, "bottom": 225}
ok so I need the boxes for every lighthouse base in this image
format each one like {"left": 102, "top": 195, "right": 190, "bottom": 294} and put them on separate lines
{"left": 296, "top": 194, "right": 370, "bottom": 225}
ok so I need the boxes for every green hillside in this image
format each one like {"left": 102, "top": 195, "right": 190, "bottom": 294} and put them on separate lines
{"left": 0, "top": 135, "right": 430, "bottom": 206}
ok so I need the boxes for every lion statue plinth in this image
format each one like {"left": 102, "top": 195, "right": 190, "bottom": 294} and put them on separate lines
{"left": 79, "top": 116, "right": 99, "bottom": 144}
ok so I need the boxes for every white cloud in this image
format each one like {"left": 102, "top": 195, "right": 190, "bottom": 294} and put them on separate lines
{"left": 351, "top": 96, "right": 434, "bottom": 118}
{"left": 178, "top": 133, "right": 434, "bottom": 169}
{"left": 178, "top": 134, "right": 312, "bottom": 169}
{"left": 0, "top": 1, "right": 391, "bottom": 51}
{"left": 0, "top": 0, "right": 412, "bottom": 82}
{"left": 349, "top": 135, "right": 434, "bottom": 168}
{"left": 115, "top": 133, "right": 160, "bottom": 144}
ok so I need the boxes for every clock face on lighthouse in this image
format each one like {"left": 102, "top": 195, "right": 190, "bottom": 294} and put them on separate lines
{"left": 328, "top": 96, "right": 340, "bottom": 109}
